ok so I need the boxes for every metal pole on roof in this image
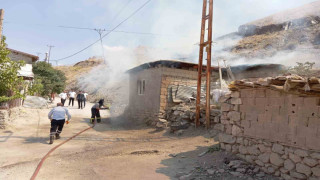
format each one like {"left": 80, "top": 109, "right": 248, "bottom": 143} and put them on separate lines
{"left": 0, "top": 9, "right": 4, "bottom": 42}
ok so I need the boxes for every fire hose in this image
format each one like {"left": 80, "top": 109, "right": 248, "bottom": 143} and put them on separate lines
{"left": 30, "top": 122, "right": 96, "bottom": 180}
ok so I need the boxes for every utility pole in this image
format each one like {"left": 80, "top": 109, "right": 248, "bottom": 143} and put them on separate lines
{"left": 0, "top": 9, "right": 4, "bottom": 41}
{"left": 195, "top": 0, "right": 213, "bottom": 129}
{"left": 94, "top": 29, "right": 106, "bottom": 64}
{"left": 47, "top": 45, "right": 54, "bottom": 64}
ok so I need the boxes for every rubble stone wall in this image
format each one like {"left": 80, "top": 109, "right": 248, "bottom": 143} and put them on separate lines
{"left": 0, "top": 110, "right": 9, "bottom": 129}
{"left": 217, "top": 88, "right": 320, "bottom": 179}
{"left": 159, "top": 67, "right": 219, "bottom": 111}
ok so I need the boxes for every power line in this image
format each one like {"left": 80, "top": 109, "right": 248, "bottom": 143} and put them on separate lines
{"left": 53, "top": 0, "right": 152, "bottom": 61}
{"left": 4, "top": 22, "right": 197, "bottom": 38}
{"left": 109, "top": 0, "right": 133, "bottom": 25}
{"left": 57, "top": 25, "right": 95, "bottom": 30}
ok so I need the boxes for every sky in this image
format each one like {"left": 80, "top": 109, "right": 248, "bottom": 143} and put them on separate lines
{"left": 0, "top": 0, "right": 317, "bottom": 65}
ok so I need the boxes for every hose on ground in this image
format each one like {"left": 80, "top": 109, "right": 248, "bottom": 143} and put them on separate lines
{"left": 30, "top": 122, "right": 95, "bottom": 180}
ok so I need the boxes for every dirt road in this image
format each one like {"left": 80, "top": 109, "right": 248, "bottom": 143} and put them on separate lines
{"left": 0, "top": 100, "right": 218, "bottom": 180}
{"left": 0, "top": 100, "right": 279, "bottom": 180}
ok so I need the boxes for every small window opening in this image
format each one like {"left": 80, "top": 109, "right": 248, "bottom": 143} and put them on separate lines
{"left": 138, "top": 80, "right": 146, "bottom": 95}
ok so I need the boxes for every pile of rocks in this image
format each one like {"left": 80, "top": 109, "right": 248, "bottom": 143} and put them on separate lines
{"left": 161, "top": 102, "right": 221, "bottom": 132}
{"left": 176, "top": 154, "right": 279, "bottom": 180}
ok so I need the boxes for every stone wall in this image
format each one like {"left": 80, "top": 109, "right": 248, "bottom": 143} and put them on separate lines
{"left": 0, "top": 110, "right": 9, "bottom": 129}
{"left": 159, "top": 67, "right": 218, "bottom": 111}
{"left": 217, "top": 88, "right": 320, "bottom": 180}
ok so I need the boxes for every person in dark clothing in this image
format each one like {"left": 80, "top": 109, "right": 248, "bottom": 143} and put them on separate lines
{"left": 90, "top": 99, "right": 105, "bottom": 124}
{"left": 76, "top": 91, "right": 85, "bottom": 109}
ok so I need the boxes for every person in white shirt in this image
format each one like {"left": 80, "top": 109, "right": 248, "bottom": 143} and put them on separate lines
{"left": 83, "top": 92, "right": 88, "bottom": 108}
{"left": 48, "top": 103, "right": 71, "bottom": 144}
{"left": 68, "top": 91, "right": 76, "bottom": 107}
{"left": 59, "top": 91, "right": 68, "bottom": 106}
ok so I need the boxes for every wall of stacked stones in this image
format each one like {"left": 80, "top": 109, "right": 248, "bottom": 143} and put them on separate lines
{"left": 159, "top": 67, "right": 198, "bottom": 113}
{"left": 0, "top": 110, "right": 8, "bottom": 129}
{"left": 159, "top": 67, "right": 219, "bottom": 111}
{"left": 217, "top": 88, "right": 320, "bottom": 179}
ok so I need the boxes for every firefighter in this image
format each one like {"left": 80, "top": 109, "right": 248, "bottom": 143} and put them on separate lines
{"left": 48, "top": 103, "right": 71, "bottom": 144}
{"left": 90, "top": 99, "right": 105, "bottom": 124}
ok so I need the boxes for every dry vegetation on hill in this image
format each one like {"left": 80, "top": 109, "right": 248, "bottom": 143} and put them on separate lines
{"left": 54, "top": 57, "right": 103, "bottom": 91}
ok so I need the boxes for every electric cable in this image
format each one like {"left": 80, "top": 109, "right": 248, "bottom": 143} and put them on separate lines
{"left": 109, "top": 0, "right": 133, "bottom": 25}
{"left": 53, "top": 0, "right": 152, "bottom": 61}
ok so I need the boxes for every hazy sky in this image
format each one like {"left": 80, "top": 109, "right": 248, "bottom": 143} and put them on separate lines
{"left": 1, "top": 0, "right": 317, "bottom": 65}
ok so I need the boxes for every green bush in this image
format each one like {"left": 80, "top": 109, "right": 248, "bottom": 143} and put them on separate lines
{"left": 32, "top": 61, "right": 66, "bottom": 96}
{"left": 0, "top": 37, "right": 25, "bottom": 102}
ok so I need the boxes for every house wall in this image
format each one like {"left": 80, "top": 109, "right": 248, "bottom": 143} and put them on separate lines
{"left": 127, "top": 66, "right": 219, "bottom": 125}
{"left": 216, "top": 88, "right": 320, "bottom": 179}
{"left": 8, "top": 52, "right": 34, "bottom": 64}
{"left": 159, "top": 67, "right": 199, "bottom": 112}
{"left": 127, "top": 68, "right": 162, "bottom": 124}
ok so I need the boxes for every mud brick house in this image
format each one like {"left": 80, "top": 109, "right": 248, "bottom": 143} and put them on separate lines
{"left": 126, "top": 60, "right": 283, "bottom": 125}
{"left": 217, "top": 76, "right": 320, "bottom": 179}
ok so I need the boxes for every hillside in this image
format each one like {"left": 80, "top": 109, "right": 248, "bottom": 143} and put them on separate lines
{"left": 215, "top": 0, "right": 320, "bottom": 68}
{"left": 246, "top": 0, "right": 320, "bottom": 27}
{"left": 54, "top": 57, "right": 104, "bottom": 91}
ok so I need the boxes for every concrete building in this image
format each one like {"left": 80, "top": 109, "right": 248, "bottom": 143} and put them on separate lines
{"left": 126, "top": 60, "right": 283, "bottom": 125}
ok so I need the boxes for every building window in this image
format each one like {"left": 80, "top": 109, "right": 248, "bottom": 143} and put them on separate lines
{"left": 138, "top": 80, "right": 146, "bottom": 95}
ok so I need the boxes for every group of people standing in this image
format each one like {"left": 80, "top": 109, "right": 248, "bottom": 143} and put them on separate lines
{"left": 58, "top": 90, "right": 88, "bottom": 109}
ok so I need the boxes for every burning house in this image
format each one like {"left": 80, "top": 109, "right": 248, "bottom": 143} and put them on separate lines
{"left": 126, "top": 60, "right": 283, "bottom": 125}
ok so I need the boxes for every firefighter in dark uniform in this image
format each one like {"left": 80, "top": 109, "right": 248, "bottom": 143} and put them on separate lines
{"left": 90, "top": 99, "right": 105, "bottom": 124}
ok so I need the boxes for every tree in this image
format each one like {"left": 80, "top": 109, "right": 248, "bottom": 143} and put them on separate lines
{"left": 0, "top": 37, "right": 25, "bottom": 102}
{"left": 32, "top": 61, "right": 66, "bottom": 97}
{"left": 27, "top": 77, "right": 43, "bottom": 96}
